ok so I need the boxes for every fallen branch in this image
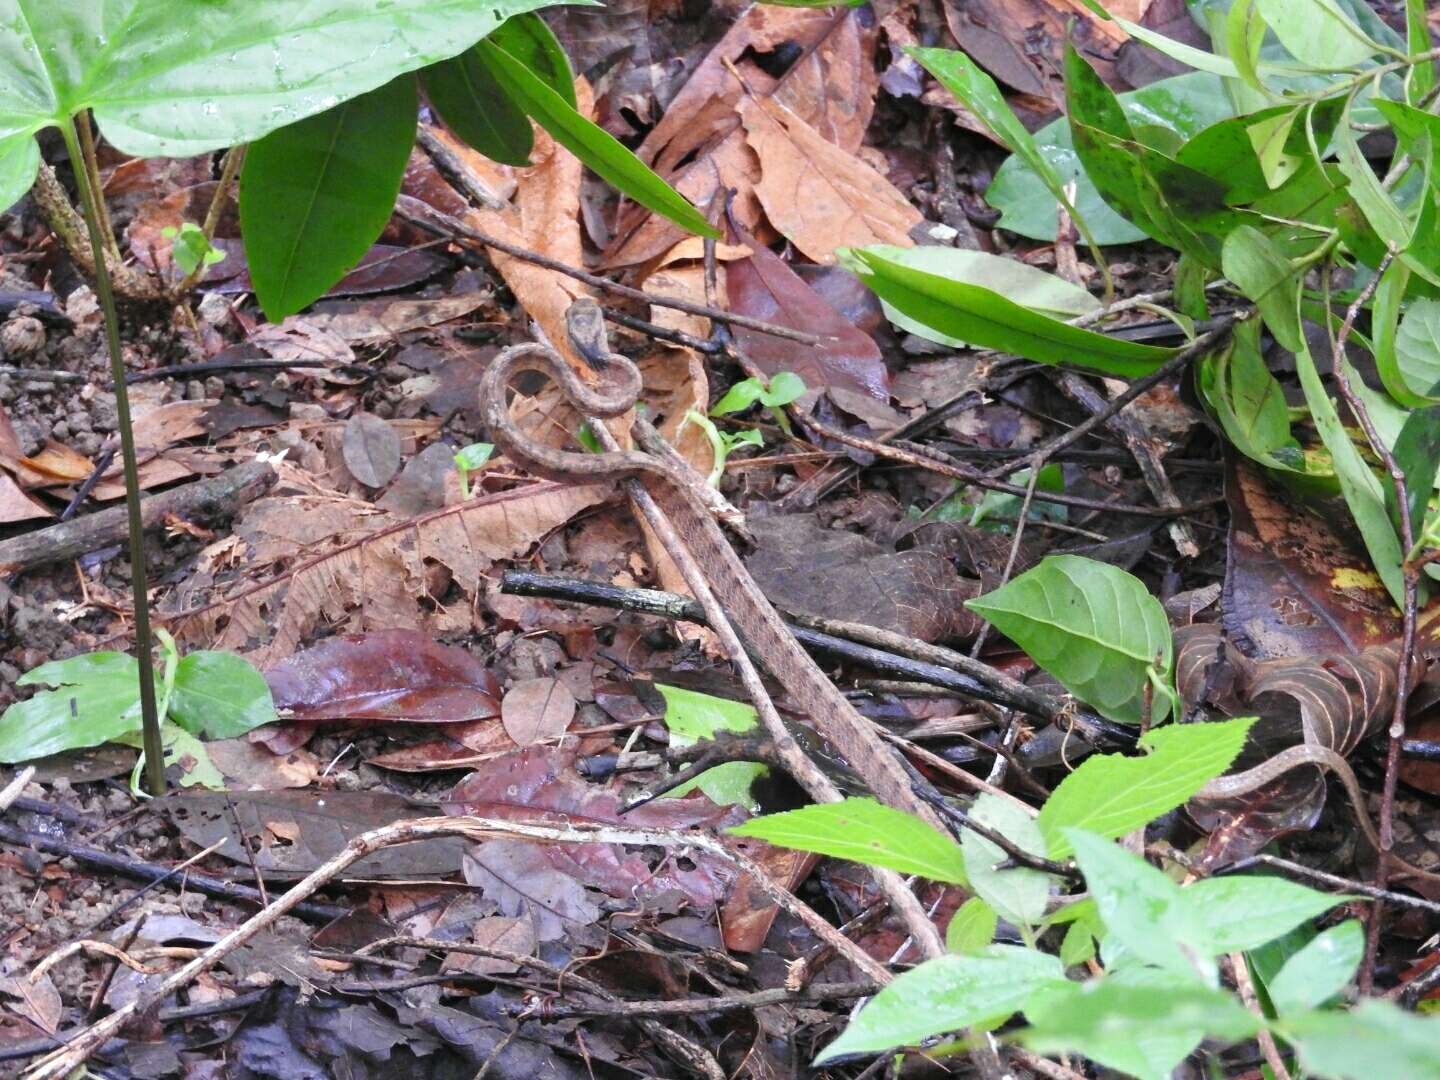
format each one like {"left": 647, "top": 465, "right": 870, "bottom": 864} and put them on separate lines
{"left": 0, "top": 460, "right": 277, "bottom": 577}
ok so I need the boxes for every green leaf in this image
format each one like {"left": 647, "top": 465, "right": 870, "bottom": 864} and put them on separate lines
{"left": 1387, "top": 405, "right": 1440, "bottom": 536}
{"left": 1183, "top": 875, "right": 1348, "bottom": 953}
{"left": 422, "top": 45, "right": 534, "bottom": 166}
{"left": 1196, "top": 319, "right": 1299, "bottom": 467}
{"left": 729, "top": 798, "right": 968, "bottom": 885}
{"left": 1221, "top": 226, "right": 1304, "bottom": 352}
{"left": 965, "top": 555, "right": 1174, "bottom": 725}
{"left": 240, "top": 75, "right": 418, "bottom": 321}
{"left": 163, "top": 222, "right": 225, "bottom": 276}
{"left": 1065, "top": 830, "right": 1211, "bottom": 982}
{"left": 168, "top": 651, "right": 278, "bottom": 739}
{"left": 1246, "top": 109, "right": 1304, "bottom": 189}
{"left": 1334, "top": 106, "right": 1411, "bottom": 251}
{"left": 164, "top": 725, "right": 226, "bottom": 790}
{"left": 0, "top": 653, "right": 148, "bottom": 762}
{"left": 1370, "top": 262, "right": 1431, "bottom": 406}
{"left": 946, "top": 897, "right": 998, "bottom": 955}
{"left": 475, "top": 37, "right": 717, "bottom": 239}
{"left": 1293, "top": 305, "right": 1409, "bottom": 607}
{"left": 454, "top": 442, "right": 496, "bottom": 471}
{"left": 987, "top": 73, "right": 1234, "bottom": 243}
{"left": 0, "top": 0, "right": 561, "bottom": 211}
{"left": 814, "top": 946, "right": 1067, "bottom": 1064}
{"left": 960, "top": 794, "right": 1052, "bottom": 929}
{"left": 967, "top": 465, "right": 1066, "bottom": 529}
{"left": 1280, "top": 1000, "right": 1440, "bottom": 1080}
{"left": 1395, "top": 299, "right": 1440, "bottom": 401}
{"left": 1020, "top": 971, "right": 1260, "bottom": 1080}
{"left": 1059, "top": 921, "right": 1096, "bottom": 967}
{"left": 1406, "top": 0, "right": 1437, "bottom": 106}
{"left": 1038, "top": 718, "right": 1254, "bottom": 860}
{"left": 760, "top": 372, "right": 806, "bottom": 408}
{"left": 491, "top": 13, "right": 577, "bottom": 108}
{"left": 1267, "top": 919, "right": 1364, "bottom": 1014}
{"left": 1253, "top": 0, "right": 1382, "bottom": 69}
{"left": 840, "top": 247, "right": 1176, "bottom": 378}
{"left": 666, "top": 761, "right": 770, "bottom": 812}
{"left": 653, "top": 683, "right": 757, "bottom": 748}
{"left": 860, "top": 245, "right": 1099, "bottom": 348}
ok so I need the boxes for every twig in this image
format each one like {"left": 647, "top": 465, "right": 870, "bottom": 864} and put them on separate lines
{"left": 910, "top": 777, "right": 1072, "bottom": 878}
{"left": 395, "top": 194, "right": 830, "bottom": 347}
{"left": 1214, "top": 852, "right": 1440, "bottom": 915}
{"left": 23, "top": 815, "right": 891, "bottom": 1079}
{"left": 0, "top": 767, "right": 34, "bottom": 813}
{"left": 1229, "top": 953, "right": 1294, "bottom": 1080}
{"left": 1327, "top": 249, "right": 1415, "bottom": 995}
{"left": 500, "top": 571, "right": 1138, "bottom": 749}
{"left": 970, "top": 464, "right": 1041, "bottom": 658}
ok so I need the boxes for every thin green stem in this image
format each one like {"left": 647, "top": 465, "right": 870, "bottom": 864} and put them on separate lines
{"left": 60, "top": 114, "right": 165, "bottom": 796}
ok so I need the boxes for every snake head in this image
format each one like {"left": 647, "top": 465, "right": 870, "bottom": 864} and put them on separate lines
{"left": 565, "top": 298, "right": 612, "bottom": 370}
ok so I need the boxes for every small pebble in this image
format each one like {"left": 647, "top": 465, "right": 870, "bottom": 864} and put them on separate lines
{"left": 0, "top": 315, "right": 46, "bottom": 357}
{"left": 204, "top": 376, "right": 225, "bottom": 398}
{"left": 184, "top": 379, "right": 205, "bottom": 401}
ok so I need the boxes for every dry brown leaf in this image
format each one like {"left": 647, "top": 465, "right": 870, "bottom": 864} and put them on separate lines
{"left": 167, "top": 481, "right": 608, "bottom": 665}
{"left": 205, "top": 738, "right": 320, "bottom": 790}
{"left": 247, "top": 318, "right": 357, "bottom": 366}
{"left": 440, "top": 916, "right": 537, "bottom": 974}
{"left": 741, "top": 94, "right": 919, "bottom": 263}
{"left": 303, "top": 293, "right": 488, "bottom": 347}
{"left": 0, "top": 472, "right": 50, "bottom": 522}
{"left": 13, "top": 440, "right": 92, "bottom": 488}
{"left": 501, "top": 676, "right": 577, "bottom": 746}
{"left": 0, "top": 970, "right": 62, "bottom": 1035}
{"left": 941, "top": 0, "right": 1129, "bottom": 100}
{"left": 603, "top": 6, "right": 877, "bottom": 268}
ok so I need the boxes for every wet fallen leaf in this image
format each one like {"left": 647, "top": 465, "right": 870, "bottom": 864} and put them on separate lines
{"left": 205, "top": 737, "right": 320, "bottom": 790}
{"left": 0, "top": 473, "right": 49, "bottom": 522}
{"left": 264, "top": 630, "right": 501, "bottom": 724}
{"left": 501, "top": 676, "right": 577, "bottom": 746}
{"left": 746, "top": 514, "right": 982, "bottom": 642}
{"left": 0, "top": 968, "right": 61, "bottom": 1035}
{"left": 341, "top": 412, "right": 401, "bottom": 488}
{"left": 439, "top": 915, "right": 536, "bottom": 974}
{"left": 304, "top": 292, "right": 489, "bottom": 347}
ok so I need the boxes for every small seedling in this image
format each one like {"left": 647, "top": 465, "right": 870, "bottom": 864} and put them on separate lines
{"left": 453, "top": 441, "right": 495, "bottom": 497}
{"left": 161, "top": 222, "right": 226, "bottom": 276}
{"left": 710, "top": 371, "right": 806, "bottom": 435}
{"left": 682, "top": 410, "right": 764, "bottom": 487}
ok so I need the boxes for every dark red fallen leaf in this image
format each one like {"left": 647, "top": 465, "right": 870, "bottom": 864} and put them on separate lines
{"left": 264, "top": 630, "right": 501, "bottom": 723}
{"left": 726, "top": 226, "right": 890, "bottom": 402}
{"left": 208, "top": 243, "right": 448, "bottom": 297}
{"left": 444, "top": 744, "right": 745, "bottom": 912}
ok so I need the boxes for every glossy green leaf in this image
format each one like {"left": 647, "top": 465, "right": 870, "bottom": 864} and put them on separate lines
{"left": 491, "top": 13, "right": 577, "bottom": 107}
{"left": 1293, "top": 304, "right": 1408, "bottom": 606}
{"left": 1196, "top": 319, "right": 1298, "bottom": 467}
{"left": 654, "top": 683, "right": 757, "bottom": 748}
{"left": 729, "top": 798, "right": 968, "bottom": 885}
{"left": 1253, "top": 0, "right": 1382, "bottom": 69}
{"left": 946, "top": 897, "right": 998, "bottom": 955}
{"left": 1388, "top": 405, "right": 1440, "bottom": 536}
{"left": 168, "top": 651, "right": 278, "bottom": 739}
{"left": 1280, "top": 1000, "right": 1440, "bottom": 1080}
{"left": 965, "top": 555, "right": 1174, "bottom": 725}
{"left": 0, "top": 0, "right": 560, "bottom": 212}
{"left": 454, "top": 442, "right": 496, "bottom": 471}
{"left": 1373, "top": 262, "right": 1431, "bottom": 406}
{"left": 966, "top": 465, "right": 1066, "bottom": 529}
{"left": 1334, "top": 106, "right": 1410, "bottom": 251}
{"left": 960, "top": 794, "right": 1052, "bottom": 928}
{"left": 1175, "top": 106, "right": 1290, "bottom": 204}
{"left": 667, "top": 761, "right": 769, "bottom": 812}
{"left": 165, "top": 725, "right": 225, "bottom": 790}
{"left": 1395, "top": 298, "right": 1440, "bottom": 400}
{"left": 241, "top": 76, "right": 418, "bottom": 321}
{"left": 710, "top": 372, "right": 805, "bottom": 416}
{"left": 422, "top": 45, "right": 534, "bottom": 166}
{"left": 1225, "top": 0, "right": 1268, "bottom": 97}
{"left": 1020, "top": 971, "right": 1260, "bottom": 1080}
{"left": 1059, "top": 921, "right": 1096, "bottom": 967}
{"left": 1267, "top": 919, "right": 1364, "bottom": 1015}
{"left": 1221, "top": 226, "right": 1304, "bottom": 351}
{"left": 840, "top": 247, "right": 1176, "bottom": 378}
{"left": 814, "top": 946, "right": 1067, "bottom": 1064}
{"left": 1406, "top": 0, "right": 1437, "bottom": 106}
{"left": 1247, "top": 109, "right": 1303, "bottom": 188}
{"left": 1038, "top": 718, "right": 1254, "bottom": 860}
{"left": 0, "top": 653, "right": 149, "bottom": 762}
{"left": 476, "top": 38, "right": 717, "bottom": 238}
{"left": 987, "top": 73, "right": 1234, "bottom": 243}
{"left": 858, "top": 244, "right": 1099, "bottom": 348}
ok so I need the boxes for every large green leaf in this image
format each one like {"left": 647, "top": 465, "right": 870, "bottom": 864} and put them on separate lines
{"left": 840, "top": 247, "right": 1177, "bottom": 378}
{"left": 0, "top": 652, "right": 149, "bottom": 761}
{"left": 946, "top": 897, "right": 998, "bottom": 955}
{"left": 168, "top": 650, "right": 277, "bottom": 740}
{"left": 1195, "top": 318, "right": 1300, "bottom": 468}
{"left": 1037, "top": 718, "right": 1254, "bottom": 860}
{"left": 240, "top": 75, "right": 417, "bottom": 321}
{"left": 960, "top": 793, "right": 1052, "bottom": 928}
{"left": 0, "top": 0, "right": 561, "bottom": 211}
{"left": 653, "top": 683, "right": 757, "bottom": 746}
{"left": 1386, "top": 404, "right": 1440, "bottom": 536}
{"left": 856, "top": 244, "right": 1098, "bottom": 348}
{"left": 729, "top": 798, "right": 969, "bottom": 884}
{"left": 1221, "top": 225, "right": 1304, "bottom": 351}
{"left": 814, "top": 946, "right": 1067, "bottom": 1064}
{"left": 1280, "top": 1000, "right": 1440, "bottom": 1080}
{"left": 965, "top": 555, "right": 1174, "bottom": 725}
{"left": 1394, "top": 298, "right": 1440, "bottom": 400}
{"left": 1266, "top": 920, "right": 1364, "bottom": 1015}
{"left": 475, "top": 37, "right": 717, "bottom": 238}
{"left": 1253, "top": 0, "right": 1382, "bottom": 69}
{"left": 987, "top": 72, "right": 1234, "bottom": 243}
{"left": 1184, "top": 875, "right": 1347, "bottom": 953}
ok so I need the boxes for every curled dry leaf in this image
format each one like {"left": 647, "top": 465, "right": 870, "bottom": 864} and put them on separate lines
{"left": 501, "top": 676, "right": 577, "bottom": 746}
{"left": 341, "top": 412, "right": 402, "bottom": 488}
{"left": 265, "top": 630, "right": 501, "bottom": 724}
{"left": 167, "top": 481, "right": 607, "bottom": 665}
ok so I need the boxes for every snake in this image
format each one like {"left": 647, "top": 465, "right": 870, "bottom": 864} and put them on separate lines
{"left": 480, "top": 300, "right": 1440, "bottom": 894}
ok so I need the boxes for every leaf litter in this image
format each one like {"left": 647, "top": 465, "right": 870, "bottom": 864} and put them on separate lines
{"left": 3, "top": 1, "right": 1440, "bottom": 1076}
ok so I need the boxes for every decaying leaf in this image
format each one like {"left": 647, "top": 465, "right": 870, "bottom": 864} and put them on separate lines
{"left": 500, "top": 676, "right": 577, "bottom": 745}
{"left": 341, "top": 412, "right": 402, "bottom": 488}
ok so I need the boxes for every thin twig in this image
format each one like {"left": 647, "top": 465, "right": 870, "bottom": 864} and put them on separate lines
{"left": 1229, "top": 952, "right": 1294, "bottom": 1080}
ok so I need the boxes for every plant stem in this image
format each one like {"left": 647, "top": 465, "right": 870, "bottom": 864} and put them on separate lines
{"left": 177, "top": 145, "right": 245, "bottom": 295}
{"left": 60, "top": 115, "right": 165, "bottom": 796}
